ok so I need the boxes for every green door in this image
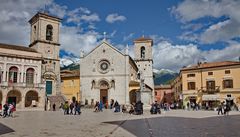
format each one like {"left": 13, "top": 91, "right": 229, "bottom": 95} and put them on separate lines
{"left": 46, "top": 81, "right": 52, "bottom": 95}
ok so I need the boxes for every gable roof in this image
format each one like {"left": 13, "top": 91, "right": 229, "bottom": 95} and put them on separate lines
{"left": 83, "top": 40, "right": 125, "bottom": 58}
{"left": 134, "top": 36, "right": 153, "bottom": 45}
{"left": 0, "top": 43, "right": 38, "bottom": 53}
{"left": 181, "top": 61, "right": 240, "bottom": 71}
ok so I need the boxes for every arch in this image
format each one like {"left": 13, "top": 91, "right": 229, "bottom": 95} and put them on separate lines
{"left": 7, "top": 90, "right": 21, "bottom": 106}
{"left": 25, "top": 90, "right": 38, "bottom": 107}
{"left": 98, "top": 79, "right": 110, "bottom": 89}
{"left": 26, "top": 68, "right": 35, "bottom": 84}
{"left": 46, "top": 24, "right": 53, "bottom": 41}
{"left": 140, "top": 46, "right": 145, "bottom": 59}
{"left": 129, "top": 90, "right": 137, "bottom": 104}
{"left": 9, "top": 66, "right": 18, "bottom": 83}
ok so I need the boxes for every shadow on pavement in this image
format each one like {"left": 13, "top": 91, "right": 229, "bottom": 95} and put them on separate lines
{"left": 0, "top": 123, "right": 15, "bottom": 135}
{"left": 104, "top": 115, "right": 240, "bottom": 137}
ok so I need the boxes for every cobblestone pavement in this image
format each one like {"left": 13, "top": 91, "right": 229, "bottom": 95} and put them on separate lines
{"left": 0, "top": 109, "right": 240, "bottom": 137}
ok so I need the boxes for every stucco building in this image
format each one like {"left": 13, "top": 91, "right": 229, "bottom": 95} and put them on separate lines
{"left": 172, "top": 61, "right": 240, "bottom": 110}
{"left": 154, "top": 85, "right": 173, "bottom": 104}
{"left": 60, "top": 70, "right": 80, "bottom": 101}
{"left": 0, "top": 12, "right": 62, "bottom": 110}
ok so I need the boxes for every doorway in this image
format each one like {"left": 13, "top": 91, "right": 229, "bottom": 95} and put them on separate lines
{"left": 8, "top": 97, "right": 16, "bottom": 106}
{"left": 100, "top": 89, "right": 108, "bottom": 105}
{"left": 46, "top": 81, "right": 52, "bottom": 95}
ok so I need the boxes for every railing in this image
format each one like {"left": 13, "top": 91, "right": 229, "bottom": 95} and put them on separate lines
{"left": 201, "top": 86, "right": 220, "bottom": 94}
{"left": 0, "top": 81, "right": 45, "bottom": 88}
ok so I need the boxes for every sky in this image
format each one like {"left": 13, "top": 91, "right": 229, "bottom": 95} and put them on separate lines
{"left": 0, "top": 0, "right": 240, "bottom": 71}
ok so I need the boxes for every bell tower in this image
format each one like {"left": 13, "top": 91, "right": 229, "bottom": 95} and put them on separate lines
{"left": 28, "top": 12, "right": 61, "bottom": 96}
{"left": 134, "top": 36, "right": 154, "bottom": 104}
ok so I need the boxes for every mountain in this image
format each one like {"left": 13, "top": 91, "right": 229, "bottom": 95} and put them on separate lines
{"left": 153, "top": 69, "right": 178, "bottom": 85}
{"left": 60, "top": 57, "right": 80, "bottom": 70}
{"left": 60, "top": 59, "right": 178, "bottom": 85}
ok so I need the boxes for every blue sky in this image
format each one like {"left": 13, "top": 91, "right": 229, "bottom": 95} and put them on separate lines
{"left": 0, "top": 0, "right": 240, "bottom": 71}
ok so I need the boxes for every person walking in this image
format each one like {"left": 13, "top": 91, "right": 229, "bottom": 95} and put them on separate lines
{"left": 217, "top": 102, "right": 223, "bottom": 115}
{"left": 3, "top": 103, "right": 8, "bottom": 118}
{"left": 53, "top": 103, "right": 56, "bottom": 111}
{"left": 69, "top": 102, "right": 74, "bottom": 115}
{"left": 99, "top": 101, "right": 103, "bottom": 112}
{"left": 0, "top": 104, "right": 2, "bottom": 117}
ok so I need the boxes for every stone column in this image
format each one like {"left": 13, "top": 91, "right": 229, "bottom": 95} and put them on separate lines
{"left": 2, "top": 91, "right": 7, "bottom": 105}
{"left": 21, "top": 94, "right": 25, "bottom": 109}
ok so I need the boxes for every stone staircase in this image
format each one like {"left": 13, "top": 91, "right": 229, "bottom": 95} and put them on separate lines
{"left": 47, "top": 95, "right": 66, "bottom": 111}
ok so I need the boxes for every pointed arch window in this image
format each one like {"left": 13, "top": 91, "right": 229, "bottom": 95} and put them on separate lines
{"left": 46, "top": 24, "right": 53, "bottom": 41}
{"left": 9, "top": 66, "right": 18, "bottom": 83}
{"left": 140, "top": 46, "right": 145, "bottom": 59}
{"left": 26, "top": 68, "right": 34, "bottom": 84}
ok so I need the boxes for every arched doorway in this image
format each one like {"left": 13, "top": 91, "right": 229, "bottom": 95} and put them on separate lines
{"left": 99, "top": 80, "right": 109, "bottom": 105}
{"left": 129, "top": 90, "right": 137, "bottom": 104}
{"left": 25, "top": 90, "right": 38, "bottom": 107}
{"left": 7, "top": 90, "right": 21, "bottom": 107}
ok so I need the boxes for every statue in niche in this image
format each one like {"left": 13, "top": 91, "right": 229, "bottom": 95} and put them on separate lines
{"left": 111, "top": 80, "right": 115, "bottom": 89}
{"left": 91, "top": 80, "right": 95, "bottom": 89}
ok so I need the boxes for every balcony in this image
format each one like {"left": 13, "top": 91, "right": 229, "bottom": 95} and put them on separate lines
{"left": 201, "top": 86, "right": 220, "bottom": 94}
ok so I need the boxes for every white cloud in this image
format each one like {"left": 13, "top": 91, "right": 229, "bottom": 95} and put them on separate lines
{"left": 60, "top": 25, "right": 100, "bottom": 56}
{"left": 66, "top": 7, "right": 100, "bottom": 24}
{"left": 106, "top": 13, "right": 126, "bottom": 23}
{"left": 81, "top": 14, "right": 100, "bottom": 22}
{"left": 48, "top": 2, "right": 67, "bottom": 18}
{"left": 152, "top": 40, "right": 240, "bottom": 71}
{"left": 0, "top": 0, "right": 102, "bottom": 57}
{"left": 123, "top": 33, "right": 135, "bottom": 41}
{"left": 0, "top": 0, "right": 52, "bottom": 46}
{"left": 172, "top": 0, "right": 240, "bottom": 44}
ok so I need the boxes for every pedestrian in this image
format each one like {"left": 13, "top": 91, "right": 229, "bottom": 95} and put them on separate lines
{"left": 114, "top": 101, "right": 120, "bottom": 112}
{"left": 122, "top": 105, "right": 127, "bottom": 113}
{"left": 63, "top": 101, "right": 69, "bottom": 115}
{"left": 69, "top": 102, "right": 74, "bottom": 115}
{"left": 187, "top": 102, "right": 190, "bottom": 111}
{"left": 99, "top": 101, "right": 103, "bottom": 112}
{"left": 129, "top": 104, "right": 134, "bottom": 115}
{"left": 110, "top": 99, "right": 114, "bottom": 109}
{"left": 94, "top": 101, "right": 99, "bottom": 112}
{"left": 3, "top": 103, "right": 8, "bottom": 118}
{"left": 217, "top": 102, "right": 223, "bottom": 115}
{"left": 53, "top": 103, "right": 56, "bottom": 111}
{"left": 0, "top": 104, "right": 2, "bottom": 117}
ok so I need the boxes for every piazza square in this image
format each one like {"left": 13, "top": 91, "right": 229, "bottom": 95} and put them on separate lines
{"left": 1, "top": 1, "right": 240, "bottom": 137}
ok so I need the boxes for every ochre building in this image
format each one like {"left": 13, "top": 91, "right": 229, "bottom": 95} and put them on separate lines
{"left": 60, "top": 70, "right": 80, "bottom": 101}
{"left": 172, "top": 61, "right": 240, "bottom": 110}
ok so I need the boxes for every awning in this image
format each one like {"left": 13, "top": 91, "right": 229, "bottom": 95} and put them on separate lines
{"left": 202, "top": 94, "right": 220, "bottom": 101}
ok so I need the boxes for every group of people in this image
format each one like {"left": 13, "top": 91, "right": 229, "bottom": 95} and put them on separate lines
{"left": 94, "top": 101, "right": 104, "bottom": 112}
{"left": 60, "top": 101, "right": 81, "bottom": 115}
{"left": 0, "top": 103, "right": 15, "bottom": 118}
{"left": 217, "top": 101, "right": 231, "bottom": 115}
{"left": 150, "top": 101, "right": 161, "bottom": 114}
{"left": 93, "top": 99, "right": 144, "bottom": 115}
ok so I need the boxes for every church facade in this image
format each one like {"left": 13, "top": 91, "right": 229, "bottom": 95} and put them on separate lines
{"left": 0, "top": 12, "right": 61, "bottom": 110}
{"left": 80, "top": 37, "right": 154, "bottom": 106}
